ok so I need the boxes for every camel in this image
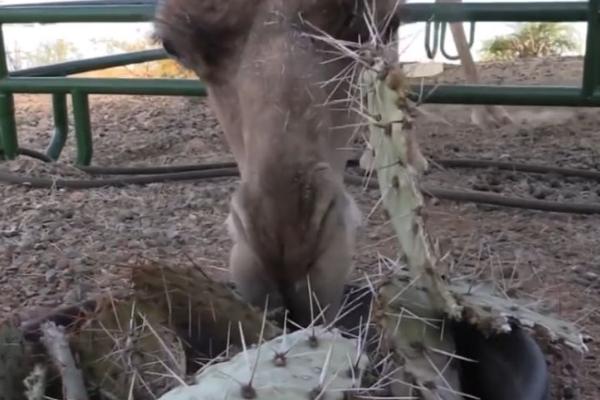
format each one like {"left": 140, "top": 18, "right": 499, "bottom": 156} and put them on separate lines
{"left": 153, "top": 0, "right": 512, "bottom": 327}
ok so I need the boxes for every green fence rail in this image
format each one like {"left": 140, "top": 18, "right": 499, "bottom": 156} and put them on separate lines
{"left": 0, "top": 1, "right": 598, "bottom": 165}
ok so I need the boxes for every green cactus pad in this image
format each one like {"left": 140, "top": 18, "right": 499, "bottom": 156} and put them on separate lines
{"left": 158, "top": 326, "right": 368, "bottom": 400}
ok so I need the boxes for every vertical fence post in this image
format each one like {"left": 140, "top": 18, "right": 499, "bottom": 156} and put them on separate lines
{"left": 0, "top": 25, "right": 18, "bottom": 160}
{"left": 46, "top": 93, "right": 69, "bottom": 160}
{"left": 71, "top": 90, "right": 92, "bottom": 166}
{"left": 583, "top": 0, "right": 600, "bottom": 97}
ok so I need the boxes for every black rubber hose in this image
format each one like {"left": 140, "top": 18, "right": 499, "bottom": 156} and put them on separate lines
{"left": 0, "top": 168, "right": 240, "bottom": 189}
{"left": 72, "top": 159, "right": 600, "bottom": 181}
{"left": 0, "top": 147, "right": 54, "bottom": 163}
{"left": 344, "top": 175, "right": 600, "bottom": 215}
{"left": 4, "top": 147, "right": 598, "bottom": 181}
{"left": 3, "top": 147, "right": 600, "bottom": 214}
{"left": 434, "top": 158, "right": 600, "bottom": 181}
{"left": 78, "top": 162, "right": 238, "bottom": 175}
{"left": 3, "top": 168, "right": 600, "bottom": 215}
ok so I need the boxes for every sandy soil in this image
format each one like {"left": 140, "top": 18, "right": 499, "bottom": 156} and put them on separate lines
{"left": 1, "top": 56, "right": 599, "bottom": 399}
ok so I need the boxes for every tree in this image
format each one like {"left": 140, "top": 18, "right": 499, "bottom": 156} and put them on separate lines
{"left": 25, "top": 39, "right": 81, "bottom": 67}
{"left": 93, "top": 37, "right": 194, "bottom": 78}
{"left": 480, "top": 22, "right": 580, "bottom": 61}
{"left": 6, "top": 49, "right": 25, "bottom": 71}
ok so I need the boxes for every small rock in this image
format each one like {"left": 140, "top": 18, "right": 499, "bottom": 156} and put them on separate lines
{"left": 118, "top": 210, "right": 136, "bottom": 222}
{"left": 367, "top": 232, "right": 380, "bottom": 240}
{"left": 45, "top": 269, "right": 58, "bottom": 283}
{"left": 69, "top": 192, "right": 86, "bottom": 202}
{"left": 584, "top": 272, "right": 598, "bottom": 281}
{"left": 65, "top": 250, "right": 81, "bottom": 259}
{"left": 472, "top": 183, "right": 491, "bottom": 192}
{"left": 56, "top": 258, "right": 70, "bottom": 270}
{"left": 33, "top": 242, "right": 47, "bottom": 251}
{"left": 570, "top": 265, "right": 580, "bottom": 273}
{"left": 562, "top": 385, "right": 576, "bottom": 399}
{"left": 531, "top": 186, "right": 551, "bottom": 200}
{"left": 486, "top": 175, "right": 501, "bottom": 186}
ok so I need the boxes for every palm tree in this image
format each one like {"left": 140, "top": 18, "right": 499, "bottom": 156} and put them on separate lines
{"left": 480, "top": 22, "right": 580, "bottom": 61}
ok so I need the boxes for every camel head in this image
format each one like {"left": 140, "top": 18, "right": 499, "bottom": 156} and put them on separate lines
{"left": 154, "top": 0, "right": 401, "bottom": 326}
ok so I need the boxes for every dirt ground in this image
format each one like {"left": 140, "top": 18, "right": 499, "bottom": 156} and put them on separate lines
{"left": 1, "top": 55, "right": 599, "bottom": 399}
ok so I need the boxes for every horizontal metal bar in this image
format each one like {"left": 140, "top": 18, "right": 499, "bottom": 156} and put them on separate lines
{"left": 1, "top": 77, "right": 599, "bottom": 107}
{"left": 414, "top": 85, "right": 600, "bottom": 107}
{"left": 1, "top": 0, "right": 156, "bottom": 7}
{"left": 0, "top": 2, "right": 588, "bottom": 24}
{"left": 0, "top": 77, "right": 206, "bottom": 96}
{"left": 0, "top": 5, "right": 154, "bottom": 23}
{"left": 10, "top": 49, "right": 168, "bottom": 77}
{"left": 401, "top": 2, "right": 588, "bottom": 23}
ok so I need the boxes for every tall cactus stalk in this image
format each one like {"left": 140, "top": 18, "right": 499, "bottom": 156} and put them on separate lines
{"left": 361, "top": 61, "right": 460, "bottom": 318}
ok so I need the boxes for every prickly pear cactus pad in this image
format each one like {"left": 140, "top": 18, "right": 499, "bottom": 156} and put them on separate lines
{"left": 158, "top": 326, "right": 369, "bottom": 400}
{"left": 448, "top": 278, "right": 588, "bottom": 352}
{"left": 375, "top": 277, "right": 462, "bottom": 400}
{"left": 360, "top": 61, "right": 460, "bottom": 319}
{"left": 358, "top": 56, "right": 587, "bottom": 354}
{"left": 131, "top": 261, "right": 282, "bottom": 355}
{"left": 72, "top": 297, "right": 187, "bottom": 399}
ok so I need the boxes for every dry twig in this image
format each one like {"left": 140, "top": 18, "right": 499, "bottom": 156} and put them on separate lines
{"left": 40, "top": 321, "right": 89, "bottom": 400}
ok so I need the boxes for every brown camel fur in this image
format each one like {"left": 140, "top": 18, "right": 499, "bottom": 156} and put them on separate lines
{"left": 153, "top": 0, "right": 511, "bottom": 327}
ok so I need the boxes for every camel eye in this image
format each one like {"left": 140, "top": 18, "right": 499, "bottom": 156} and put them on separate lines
{"left": 162, "top": 38, "right": 179, "bottom": 59}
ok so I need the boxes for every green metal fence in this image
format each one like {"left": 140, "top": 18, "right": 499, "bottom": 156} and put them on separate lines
{"left": 0, "top": 0, "right": 598, "bottom": 166}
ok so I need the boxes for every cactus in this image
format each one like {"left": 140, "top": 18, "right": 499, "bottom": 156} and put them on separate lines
{"left": 0, "top": 324, "right": 31, "bottom": 400}
{"left": 131, "top": 261, "right": 282, "bottom": 358}
{"left": 357, "top": 52, "right": 587, "bottom": 399}
{"left": 72, "top": 297, "right": 187, "bottom": 399}
{"left": 373, "top": 275, "right": 463, "bottom": 399}
{"left": 448, "top": 276, "right": 587, "bottom": 351}
{"left": 357, "top": 59, "right": 463, "bottom": 399}
{"left": 158, "top": 325, "right": 369, "bottom": 400}
{"left": 360, "top": 62, "right": 461, "bottom": 319}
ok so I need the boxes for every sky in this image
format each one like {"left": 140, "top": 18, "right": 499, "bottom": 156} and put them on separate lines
{"left": 0, "top": 0, "right": 589, "bottom": 69}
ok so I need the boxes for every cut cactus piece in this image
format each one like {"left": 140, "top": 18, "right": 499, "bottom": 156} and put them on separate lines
{"left": 131, "top": 261, "right": 282, "bottom": 360}
{"left": 360, "top": 59, "right": 463, "bottom": 399}
{"left": 376, "top": 277, "right": 463, "bottom": 400}
{"left": 72, "top": 297, "right": 187, "bottom": 399}
{"left": 158, "top": 326, "right": 369, "bottom": 400}
{"left": 379, "top": 270, "right": 587, "bottom": 353}
{"left": 360, "top": 61, "right": 460, "bottom": 319}
{"left": 449, "top": 278, "right": 588, "bottom": 352}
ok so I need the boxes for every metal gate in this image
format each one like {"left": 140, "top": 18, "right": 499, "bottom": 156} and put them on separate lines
{"left": 0, "top": 0, "right": 598, "bottom": 165}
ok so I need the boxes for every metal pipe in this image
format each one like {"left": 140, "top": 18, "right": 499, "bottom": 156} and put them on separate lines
{"left": 413, "top": 85, "right": 600, "bottom": 107}
{"left": 582, "top": 0, "right": 600, "bottom": 97}
{"left": 1, "top": 77, "right": 599, "bottom": 107}
{"left": 11, "top": 49, "right": 168, "bottom": 77}
{"left": 0, "top": 77, "right": 207, "bottom": 96}
{"left": 0, "top": 25, "right": 17, "bottom": 160}
{"left": 1, "top": 0, "right": 156, "bottom": 7}
{"left": 0, "top": 5, "right": 154, "bottom": 23}
{"left": 0, "top": 2, "right": 588, "bottom": 24}
{"left": 400, "top": 2, "right": 588, "bottom": 23}
{"left": 72, "top": 90, "right": 92, "bottom": 166}
{"left": 46, "top": 93, "right": 69, "bottom": 160}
